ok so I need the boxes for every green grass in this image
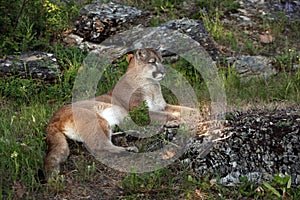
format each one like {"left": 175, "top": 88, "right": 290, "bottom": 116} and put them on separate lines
{"left": 1, "top": 47, "right": 299, "bottom": 199}
{"left": 120, "top": 165, "right": 201, "bottom": 199}
{"left": 0, "top": 100, "right": 61, "bottom": 199}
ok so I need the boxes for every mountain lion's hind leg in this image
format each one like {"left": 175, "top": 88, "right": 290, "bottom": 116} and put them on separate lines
{"left": 78, "top": 112, "right": 139, "bottom": 156}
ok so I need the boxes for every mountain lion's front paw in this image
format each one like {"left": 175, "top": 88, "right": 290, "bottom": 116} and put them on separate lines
{"left": 125, "top": 146, "right": 139, "bottom": 153}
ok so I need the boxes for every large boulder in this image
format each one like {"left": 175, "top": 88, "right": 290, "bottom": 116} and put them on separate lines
{"left": 72, "top": 1, "right": 150, "bottom": 43}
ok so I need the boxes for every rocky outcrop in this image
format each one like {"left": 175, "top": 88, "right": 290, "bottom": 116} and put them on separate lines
{"left": 186, "top": 106, "right": 300, "bottom": 186}
{"left": 72, "top": 1, "right": 150, "bottom": 43}
{"left": 66, "top": 17, "right": 221, "bottom": 61}
{"left": 0, "top": 52, "right": 60, "bottom": 81}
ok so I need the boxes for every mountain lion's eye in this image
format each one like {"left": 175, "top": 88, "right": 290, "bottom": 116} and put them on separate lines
{"left": 148, "top": 58, "right": 156, "bottom": 63}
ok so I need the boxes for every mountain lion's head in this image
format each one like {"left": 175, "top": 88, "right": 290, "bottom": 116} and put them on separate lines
{"left": 127, "top": 48, "right": 165, "bottom": 81}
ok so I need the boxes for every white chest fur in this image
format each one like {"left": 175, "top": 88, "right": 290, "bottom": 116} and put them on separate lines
{"left": 143, "top": 84, "right": 166, "bottom": 111}
{"left": 145, "top": 98, "right": 166, "bottom": 111}
{"left": 98, "top": 105, "right": 128, "bottom": 127}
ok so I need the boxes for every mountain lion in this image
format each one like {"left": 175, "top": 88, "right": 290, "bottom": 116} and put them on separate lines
{"left": 44, "top": 48, "right": 196, "bottom": 177}
{"left": 95, "top": 48, "right": 195, "bottom": 121}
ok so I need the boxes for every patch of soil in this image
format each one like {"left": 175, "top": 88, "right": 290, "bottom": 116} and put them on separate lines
{"left": 35, "top": 143, "right": 127, "bottom": 200}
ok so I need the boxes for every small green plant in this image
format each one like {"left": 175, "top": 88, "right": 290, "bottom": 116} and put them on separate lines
{"left": 129, "top": 101, "right": 150, "bottom": 126}
{"left": 200, "top": 9, "right": 224, "bottom": 41}
{"left": 15, "top": 17, "right": 36, "bottom": 54}
{"left": 47, "top": 174, "right": 66, "bottom": 193}
{"left": 84, "top": 162, "right": 96, "bottom": 181}
{"left": 0, "top": 0, "right": 44, "bottom": 55}
{"left": 195, "top": 0, "right": 239, "bottom": 16}
{"left": 277, "top": 119, "right": 293, "bottom": 127}
{"left": 262, "top": 174, "right": 292, "bottom": 198}
{"left": 237, "top": 176, "right": 257, "bottom": 198}
{"left": 275, "top": 49, "right": 300, "bottom": 72}
{"left": 199, "top": 8, "right": 239, "bottom": 51}
{"left": 150, "top": 16, "right": 166, "bottom": 27}
{"left": 221, "top": 63, "right": 241, "bottom": 89}
{"left": 152, "top": 0, "right": 175, "bottom": 13}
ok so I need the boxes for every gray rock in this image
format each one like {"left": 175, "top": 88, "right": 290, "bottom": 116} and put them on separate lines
{"left": 229, "top": 56, "right": 277, "bottom": 79}
{"left": 73, "top": 1, "right": 150, "bottom": 43}
{"left": 159, "top": 18, "right": 220, "bottom": 60}
{"left": 0, "top": 52, "right": 60, "bottom": 81}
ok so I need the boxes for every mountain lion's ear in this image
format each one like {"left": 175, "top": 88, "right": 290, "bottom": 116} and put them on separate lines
{"left": 136, "top": 49, "right": 147, "bottom": 61}
{"left": 126, "top": 54, "right": 134, "bottom": 63}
